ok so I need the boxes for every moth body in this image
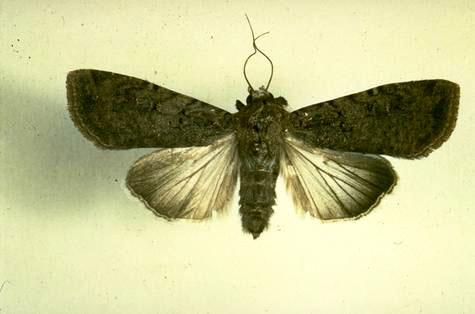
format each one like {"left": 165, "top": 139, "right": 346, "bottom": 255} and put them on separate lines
{"left": 234, "top": 89, "right": 289, "bottom": 238}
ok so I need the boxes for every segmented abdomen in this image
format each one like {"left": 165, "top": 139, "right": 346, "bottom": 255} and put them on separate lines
{"left": 239, "top": 161, "right": 279, "bottom": 239}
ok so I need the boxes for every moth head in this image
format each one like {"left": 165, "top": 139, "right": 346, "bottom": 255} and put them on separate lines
{"left": 236, "top": 88, "right": 273, "bottom": 110}
{"left": 243, "top": 86, "right": 288, "bottom": 109}
{"left": 247, "top": 86, "right": 273, "bottom": 103}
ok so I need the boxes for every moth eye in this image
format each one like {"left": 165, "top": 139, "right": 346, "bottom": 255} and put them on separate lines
{"left": 236, "top": 100, "right": 246, "bottom": 111}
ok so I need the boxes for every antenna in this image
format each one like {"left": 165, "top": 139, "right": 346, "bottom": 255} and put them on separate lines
{"left": 243, "top": 14, "right": 274, "bottom": 91}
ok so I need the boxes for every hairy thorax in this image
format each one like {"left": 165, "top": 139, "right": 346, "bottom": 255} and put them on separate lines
{"left": 234, "top": 93, "right": 289, "bottom": 238}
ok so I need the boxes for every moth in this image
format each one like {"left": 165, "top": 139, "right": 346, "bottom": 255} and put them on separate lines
{"left": 66, "top": 22, "right": 459, "bottom": 239}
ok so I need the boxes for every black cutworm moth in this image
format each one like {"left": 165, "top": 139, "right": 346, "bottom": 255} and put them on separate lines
{"left": 67, "top": 20, "right": 459, "bottom": 238}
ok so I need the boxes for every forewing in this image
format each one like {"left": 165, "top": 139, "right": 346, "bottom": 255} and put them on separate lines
{"left": 282, "top": 134, "right": 396, "bottom": 220}
{"left": 126, "top": 134, "right": 238, "bottom": 220}
{"left": 67, "top": 69, "right": 233, "bottom": 149}
{"left": 289, "top": 80, "right": 459, "bottom": 158}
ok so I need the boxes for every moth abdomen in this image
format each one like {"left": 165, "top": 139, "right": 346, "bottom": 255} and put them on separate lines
{"left": 239, "top": 169, "right": 278, "bottom": 239}
{"left": 240, "top": 205, "right": 274, "bottom": 240}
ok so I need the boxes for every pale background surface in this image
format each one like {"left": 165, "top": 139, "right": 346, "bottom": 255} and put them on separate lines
{"left": 1, "top": 1, "right": 474, "bottom": 313}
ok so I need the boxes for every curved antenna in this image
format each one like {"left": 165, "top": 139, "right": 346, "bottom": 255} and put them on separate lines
{"left": 243, "top": 14, "right": 274, "bottom": 91}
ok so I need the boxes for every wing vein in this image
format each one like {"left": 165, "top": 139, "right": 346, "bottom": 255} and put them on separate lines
{"left": 282, "top": 134, "right": 395, "bottom": 220}
{"left": 126, "top": 134, "right": 239, "bottom": 220}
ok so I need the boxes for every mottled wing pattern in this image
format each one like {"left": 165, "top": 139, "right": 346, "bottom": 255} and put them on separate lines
{"left": 289, "top": 80, "right": 459, "bottom": 158}
{"left": 67, "top": 69, "right": 233, "bottom": 149}
{"left": 126, "top": 134, "right": 239, "bottom": 220}
{"left": 281, "top": 134, "right": 396, "bottom": 220}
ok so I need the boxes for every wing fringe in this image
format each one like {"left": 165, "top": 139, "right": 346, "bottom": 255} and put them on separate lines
{"left": 67, "top": 70, "right": 111, "bottom": 149}
{"left": 415, "top": 80, "right": 459, "bottom": 158}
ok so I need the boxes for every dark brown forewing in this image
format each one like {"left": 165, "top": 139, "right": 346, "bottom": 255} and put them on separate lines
{"left": 126, "top": 134, "right": 238, "bottom": 220}
{"left": 282, "top": 134, "right": 396, "bottom": 220}
{"left": 289, "top": 80, "right": 459, "bottom": 158}
{"left": 67, "top": 69, "right": 233, "bottom": 149}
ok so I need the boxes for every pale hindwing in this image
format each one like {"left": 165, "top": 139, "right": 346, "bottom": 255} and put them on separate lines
{"left": 126, "top": 134, "right": 239, "bottom": 219}
{"left": 282, "top": 135, "right": 397, "bottom": 220}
